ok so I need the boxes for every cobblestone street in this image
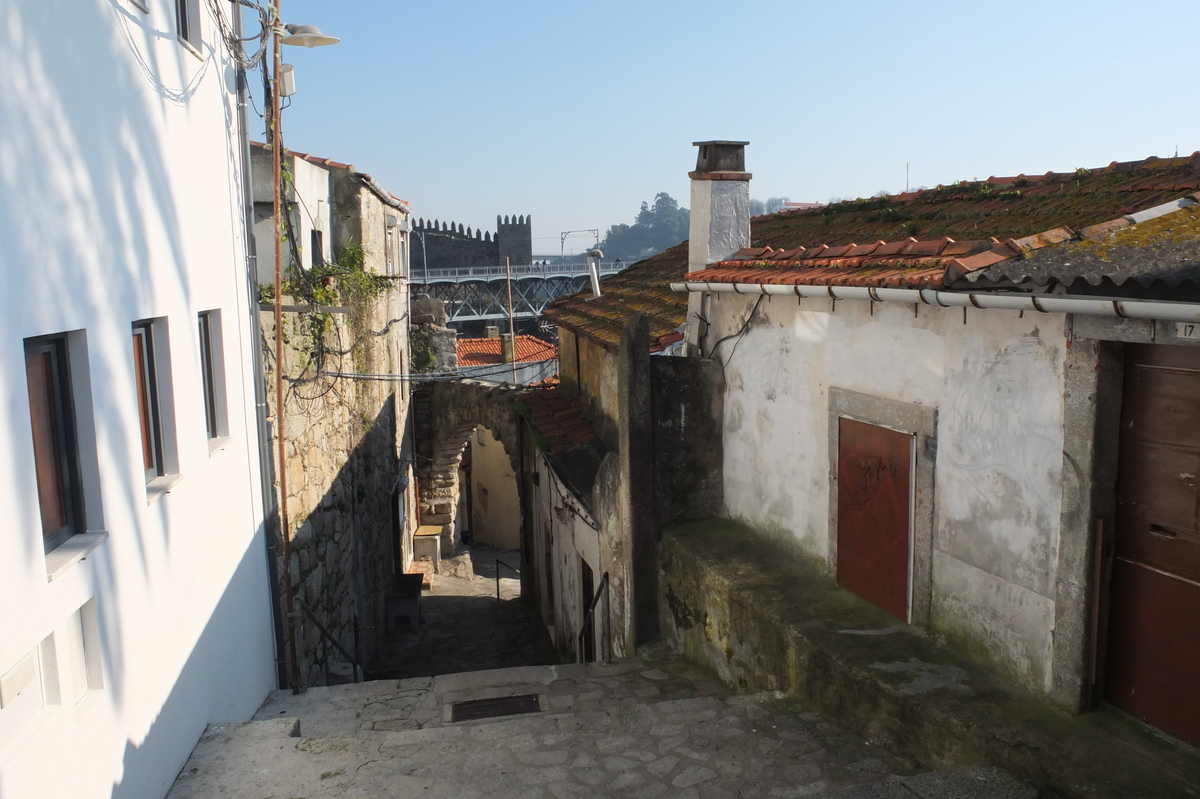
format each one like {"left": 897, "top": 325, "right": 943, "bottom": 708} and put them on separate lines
{"left": 367, "top": 546, "right": 561, "bottom": 680}
{"left": 169, "top": 651, "right": 1035, "bottom": 798}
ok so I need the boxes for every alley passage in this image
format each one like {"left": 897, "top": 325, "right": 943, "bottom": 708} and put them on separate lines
{"left": 169, "top": 649, "right": 1035, "bottom": 798}
{"left": 368, "top": 546, "right": 560, "bottom": 680}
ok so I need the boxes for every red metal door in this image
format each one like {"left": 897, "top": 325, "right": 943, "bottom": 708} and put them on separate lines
{"left": 1106, "top": 344, "right": 1200, "bottom": 747}
{"left": 837, "top": 418, "right": 912, "bottom": 621}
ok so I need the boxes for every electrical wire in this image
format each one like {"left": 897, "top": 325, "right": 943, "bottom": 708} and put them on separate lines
{"left": 204, "top": 0, "right": 273, "bottom": 71}
{"left": 707, "top": 294, "right": 765, "bottom": 381}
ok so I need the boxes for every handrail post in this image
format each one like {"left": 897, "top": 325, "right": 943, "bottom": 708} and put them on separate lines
{"left": 353, "top": 614, "right": 361, "bottom": 684}
{"left": 602, "top": 576, "right": 611, "bottom": 665}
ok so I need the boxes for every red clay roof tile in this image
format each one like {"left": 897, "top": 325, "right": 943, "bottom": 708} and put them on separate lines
{"left": 547, "top": 154, "right": 1200, "bottom": 344}
{"left": 457, "top": 335, "right": 556, "bottom": 366}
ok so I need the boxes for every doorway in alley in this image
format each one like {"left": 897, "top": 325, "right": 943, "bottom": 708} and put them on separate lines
{"left": 1105, "top": 343, "right": 1200, "bottom": 747}
{"left": 580, "top": 557, "right": 596, "bottom": 662}
{"left": 836, "top": 417, "right": 914, "bottom": 622}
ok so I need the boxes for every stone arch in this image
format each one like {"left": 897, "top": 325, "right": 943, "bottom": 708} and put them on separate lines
{"left": 414, "top": 380, "right": 526, "bottom": 557}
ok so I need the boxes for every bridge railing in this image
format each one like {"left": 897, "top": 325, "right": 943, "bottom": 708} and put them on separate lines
{"left": 415, "top": 261, "right": 627, "bottom": 282}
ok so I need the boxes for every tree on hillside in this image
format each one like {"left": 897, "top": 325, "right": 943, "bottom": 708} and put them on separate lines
{"left": 600, "top": 193, "right": 689, "bottom": 260}
{"left": 749, "top": 196, "right": 790, "bottom": 216}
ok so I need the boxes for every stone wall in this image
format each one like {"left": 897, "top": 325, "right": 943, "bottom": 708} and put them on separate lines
{"left": 412, "top": 214, "right": 532, "bottom": 270}
{"left": 263, "top": 275, "right": 411, "bottom": 687}
{"left": 413, "top": 378, "right": 525, "bottom": 557}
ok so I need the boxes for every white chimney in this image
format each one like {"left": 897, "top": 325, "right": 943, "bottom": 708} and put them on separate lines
{"left": 688, "top": 141, "right": 751, "bottom": 271}
{"left": 686, "top": 141, "right": 750, "bottom": 353}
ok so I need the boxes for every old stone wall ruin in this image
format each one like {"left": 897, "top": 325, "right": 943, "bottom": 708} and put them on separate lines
{"left": 262, "top": 278, "right": 413, "bottom": 688}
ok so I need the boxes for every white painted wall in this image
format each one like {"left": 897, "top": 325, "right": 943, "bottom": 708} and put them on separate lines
{"left": 708, "top": 292, "right": 1067, "bottom": 691}
{"left": 0, "top": 2, "right": 275, "bottom": 797}
{"left": 251, "top": 149, "right": 331, "bottom": 284}
{"left": 532, "top": 457, "right": 601, "bottom": 657}
{"left": 469, "top": 427, "right": 520, "bottom": 550}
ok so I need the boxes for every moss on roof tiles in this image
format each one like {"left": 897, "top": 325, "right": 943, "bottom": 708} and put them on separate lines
{"left": 547, "top": 155, "right": 1200, "bottom": 348}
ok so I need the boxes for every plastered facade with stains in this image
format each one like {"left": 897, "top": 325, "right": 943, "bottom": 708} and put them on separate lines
{"left": 705, "top": 291, "right": 1067, "bottom": 692}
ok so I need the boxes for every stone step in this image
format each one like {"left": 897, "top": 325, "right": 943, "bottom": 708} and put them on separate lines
{"left": 171, "top": 655, "right": 1037, "bottom": 798}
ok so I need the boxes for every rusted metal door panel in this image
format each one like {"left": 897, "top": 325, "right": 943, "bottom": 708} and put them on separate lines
{"left": 1106, "top": 343, "right": 1200, "bottom": 746}
{"left": 837, "top": 418, "right": 912, "bottom": 621}
{"left": 1105, "top": 559, "right": 1200, "bottom": 747}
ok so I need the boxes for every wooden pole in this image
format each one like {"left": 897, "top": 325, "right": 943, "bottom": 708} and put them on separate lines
{"left": 505, "top": 257, "right": 517, "bottom": 383}
{"left": 270, "top": 0, "right": 300, "bottom": 694}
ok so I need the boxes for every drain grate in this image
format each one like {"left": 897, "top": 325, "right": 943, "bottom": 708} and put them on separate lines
{"left": 450, "top": 693, "right": 541, "bottom": 722}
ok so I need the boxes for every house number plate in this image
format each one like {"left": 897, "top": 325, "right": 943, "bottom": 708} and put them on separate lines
{"left": 1178, "top": 322, "right": 1200, "bottom": 340}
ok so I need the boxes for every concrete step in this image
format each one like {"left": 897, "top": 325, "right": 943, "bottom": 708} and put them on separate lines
{"left": 171, "top": 655, "right": 1038, "bottom": 798}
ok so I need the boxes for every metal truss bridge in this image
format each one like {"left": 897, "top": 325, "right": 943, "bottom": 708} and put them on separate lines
{"left": 413, "top": 262, "right": 627, "bottom": 323}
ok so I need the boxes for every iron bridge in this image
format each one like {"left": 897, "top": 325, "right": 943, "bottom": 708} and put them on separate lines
{"left": 413, "top": 262, "right": 626, "bottom": 323}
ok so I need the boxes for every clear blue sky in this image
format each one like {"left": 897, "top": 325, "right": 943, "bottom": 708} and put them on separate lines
{"left": 264, "top": 0, "right": 1200, "bottom": 256}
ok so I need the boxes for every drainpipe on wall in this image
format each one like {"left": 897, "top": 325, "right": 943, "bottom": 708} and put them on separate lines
{"left": 685, "top": 141, "right": 751, "bottom": 356}
{"left": 233, "top": 1, "right": 288, "bottom": 690}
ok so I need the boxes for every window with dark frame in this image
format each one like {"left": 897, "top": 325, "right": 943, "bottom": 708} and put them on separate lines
{"left": 198, "top": 312, "right": 219, "bottom": 440}
{"left": 310, "top": 229, "right": 325, "bottom": 267}
{"left": 133, "top": 323, "right": 165, "bottom": 480}
{"left": 25, "top": 337, "right": 83, "bottom": 553}
{"left": 175, "top": 0, "right": 200, "bottom": 50}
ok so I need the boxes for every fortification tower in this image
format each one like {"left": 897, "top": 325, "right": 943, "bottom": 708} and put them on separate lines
{"left": 496, "top": 214, "right": 533, "bottom": 266}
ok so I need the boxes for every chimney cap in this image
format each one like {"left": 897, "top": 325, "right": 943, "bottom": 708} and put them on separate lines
{"left": 692, "top": 141, "right": 749, "bottom": 174}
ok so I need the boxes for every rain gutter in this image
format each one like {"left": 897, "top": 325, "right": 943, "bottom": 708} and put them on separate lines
{"left": 669, "top": 281, "right": 1200, "bottom": 323}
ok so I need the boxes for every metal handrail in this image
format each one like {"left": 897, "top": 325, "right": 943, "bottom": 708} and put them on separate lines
{"left": 495, "top": 559, "right": 520, "bottom": 601}
{"left": 418, "top": 261, "right": 628, "bottom": 282}
{"left": 577, "top": 572, "right": 611, "bottom": 666}
{"left": 296, "top": 598, "right": 362, "bottom": 683}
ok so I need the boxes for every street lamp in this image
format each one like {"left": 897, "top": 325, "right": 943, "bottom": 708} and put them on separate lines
{"left": 268, "top": 5, "right": 338, "bottom": 694}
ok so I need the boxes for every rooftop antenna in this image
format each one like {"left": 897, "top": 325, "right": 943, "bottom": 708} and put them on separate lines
{"left": 906, "top": 162, "right": 909, "bottom": 193}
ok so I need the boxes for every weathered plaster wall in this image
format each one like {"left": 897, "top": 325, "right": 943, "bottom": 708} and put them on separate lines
{"left": 534, "top": 458, "right": 604, "bottom": 657}
{"left": 707, "top": 293, "right": 1067, "bottom": 691}
{"left": 578, "top": 336, "right": 619, "bottom": 449}
{"left": 558, "top": 329, "right": 580, "bottom": 389}
{"left": 469, "top": 426, "right": 521, "bottom": 550}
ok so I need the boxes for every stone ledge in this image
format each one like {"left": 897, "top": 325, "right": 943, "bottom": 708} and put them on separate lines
{"left": 659, "top": 519, "right": 1200, "bottom": 799}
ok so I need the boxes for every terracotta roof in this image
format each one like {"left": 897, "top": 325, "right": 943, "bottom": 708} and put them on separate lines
{"left": 457, "top": 335, "right": 556, "bottom": 367}
{"left": 522, "top": 387, "right": 599, "bottom": 454}
{"left": 543, "top": 243, "right": 689, "bottom": 352}
{"left": 549, "top": 154, "right": 1200, "bottom": 343}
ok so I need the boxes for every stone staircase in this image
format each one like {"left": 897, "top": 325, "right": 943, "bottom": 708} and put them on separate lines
{"left": 166, "top": 652, "right": 1037, "bottom": 798}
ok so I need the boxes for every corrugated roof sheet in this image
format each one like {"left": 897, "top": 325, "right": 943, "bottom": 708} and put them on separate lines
{"left": 457, "top": 335, "right": 556, "bottom": 366}
{"left": 961, "top": 199, "right": 1200, "bottom": 299}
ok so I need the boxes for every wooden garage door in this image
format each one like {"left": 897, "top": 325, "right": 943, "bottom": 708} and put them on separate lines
{"left": 837, "top": 418, "right": 913, "bottom": 621}
{"left": 1105, "top": 344, "right": 1200, "bottom": 747}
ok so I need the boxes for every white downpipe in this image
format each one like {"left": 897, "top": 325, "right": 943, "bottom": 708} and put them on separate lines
{"left": 668, "top": 281, "right": 1200, "bottom": 323}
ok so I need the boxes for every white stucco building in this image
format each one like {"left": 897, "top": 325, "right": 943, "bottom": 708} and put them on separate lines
{"left": 0, "top": 2, "right": 277, "bottom": 796}
{"left": 674, "top": 141, "right": 1200, "bottom": 745}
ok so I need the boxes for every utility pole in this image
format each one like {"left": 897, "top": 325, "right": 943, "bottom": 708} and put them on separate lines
{"left": 505, "top": 257, "right": 518, "bottom": 383}
{"left": 269, "top": 0, "right": 300, "bottom": 695}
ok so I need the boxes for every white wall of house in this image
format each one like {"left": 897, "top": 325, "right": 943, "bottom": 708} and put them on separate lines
{"left": 469, "top": 427, "right": 521, "bottom": 550}
{"left": 251, "top": 150, "right": 332, "bottom": 285}
{"left": 532, "top": 457, "right": 601, "bottom": 657}
{"left": 0, "top": 2, "right": 275, "bottom": 797}
{"left": 707, "top": 291, "right": 1067, "bottom": 692}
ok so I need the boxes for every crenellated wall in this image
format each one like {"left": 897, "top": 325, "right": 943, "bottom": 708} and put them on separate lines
{"left": 412, "top": 214, "right": 533, "bottom": 271}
